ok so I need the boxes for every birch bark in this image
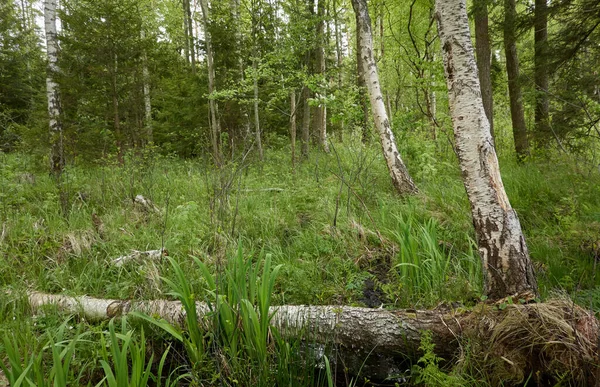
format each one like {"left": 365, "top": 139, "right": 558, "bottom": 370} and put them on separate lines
{"left": 351, "top": 0, "right": 418, "bottom": 195}
{"left": 436, "top": 0, "right": 538, "bottom": 299}
{"left": 44, "top": 0, "right": 64, "bottom": 175}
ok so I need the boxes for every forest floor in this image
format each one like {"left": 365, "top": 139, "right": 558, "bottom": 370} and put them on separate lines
{"left": 1, "top": 142, "right": 600, "bottom": 385}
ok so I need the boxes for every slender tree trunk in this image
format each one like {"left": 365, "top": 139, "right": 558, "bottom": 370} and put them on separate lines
{"left": 141, "top": 30, "right": 153, "bottom": 144}
{"left": 534, "top": 0, "right": 549, "bottom": 146}
{"left": 301, "top": 86, "right": 310, "bottom": 158}
{"left": 111, "top": 57, "right": 123, "bottom": 164}
{"left": 316, "top": 0, "right": 329, "bottom": 152}
{"left": 199, "top": 0, "right": 222, "bottom": 166}
{"left": 504, "top": 0, "right": 530, "bottom": 161}
{"left": 474, "top": 0, "right": 494, "bottom": 139}
{"left": 356, "top": 25, "right": 369, "bottom": 143}
{"left": 44, "top": 0, "right": 64, "bottom": 175}
{"left": 351, "top": 0, "right": 418, "bottom": 195}
{"left": 436, "top": 0, "right": 538, "bottom": 300}
{"left": 334, "top": 0, "right": 344, "bottom": 142}
{"left": 253, "top": 57, "right": 263, "bottom": 161}
{"left": 290, "top": 91, "right": 296, "bottom": 168}
{"left": 182, "top": 0, "right": 190, "bottom": 64}
{"left": 185, "top": 0, "right": 196, "bottom": 73}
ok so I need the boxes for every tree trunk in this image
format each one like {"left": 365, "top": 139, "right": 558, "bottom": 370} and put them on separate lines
{"left": 290, "top": 91, "right": 297, "bottom": 168}
{"left": 182, "top": 0, "right": 190, "bottom": 65}
{"left": 253, "top": 57, "right": 264, "bottom": 161}
{"left": 27, "top": 292, "right": 599, "bottom": 383}
{"left": 473, "top": 0, "right": 494, "bottom": 140}
{"left": 534, "top": 0, "right": 549, "bottom": 146}
{"left": 185, "top": 0, "right": 196, "bottom": 73}
{"left": 111, "top": 55, "right": 123, "bottom": 164}
{"left": 44, "top": 0, "right": 64, "bottom": 176}
{"left": 334, "top": 0, "right": 344, "bottom": 142}
{"left": 356, "top": 25, "right": 369, "bottom": 144}
{"left": 436, "top": 0, "right": 538, "bottom": 300}
{"left": 316, "top": 0, "right": 329, "bottom": 153}
{"left": 504, "top": 0, "right": 530, "bottom": 161}
{"left": 351, "top": 0, "right": 418, "bottom": 195}
{"left": 301, "top": 85, "right": 310, "bottom": 158}
{"left": 141, "top": 30, "right": 153, "bottom": 144}
{"left": 199, "top": 0, "right": 222, "bottom": 166}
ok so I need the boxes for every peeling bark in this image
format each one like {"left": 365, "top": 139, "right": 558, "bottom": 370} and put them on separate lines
{"left": 436, "top": 0, "right": 538, "bottom": 299}
{"left": 351, "top": 0, "right": 418, "bottom": 195}
{"left": 26, "top": 292, "right": 599, "bottom": 383}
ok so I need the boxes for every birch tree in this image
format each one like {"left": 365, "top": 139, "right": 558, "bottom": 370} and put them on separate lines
{"left": 436, "top": 0, "right": 538, "bottom": 299}
{"left": 351, "top": 0, "right": 418, "bottom": 195}
{"left": 44, "top": 0, "right": 64, "bottom": 175}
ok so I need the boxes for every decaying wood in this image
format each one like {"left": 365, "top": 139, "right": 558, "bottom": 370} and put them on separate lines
{"left": 26, "top": 292, "right": 599, "bottom": 383}
{"left": 112, "top": 248, "right": 167, "bottom": 267}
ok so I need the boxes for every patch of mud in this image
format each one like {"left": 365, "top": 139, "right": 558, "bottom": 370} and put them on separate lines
{"left": 357, "top": 246, "right": 395, "bottom": 308}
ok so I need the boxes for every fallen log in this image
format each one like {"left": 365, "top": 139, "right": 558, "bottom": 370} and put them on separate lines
{"left": 111, "top": 248, "right": 167, "bottom": 267}
{"left": 133, "top": 195, "right": 161, "bottom": 214}
{"left": 26, "top": 292, "right": 599, "bottom": 384}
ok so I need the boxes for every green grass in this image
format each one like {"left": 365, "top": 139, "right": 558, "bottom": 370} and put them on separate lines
{"left": 1, "top": 137, "right": 600, "bottom": 384}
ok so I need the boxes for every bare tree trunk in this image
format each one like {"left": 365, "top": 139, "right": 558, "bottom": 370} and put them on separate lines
{"left": 334, "top": 0, "right": 344, "bottom": 142}
{"left": 44, "top": 0, "right": 64, "bottom": 175}
{"left": 534, "top": 0, "right": 549, "bottom": 146}
{"left": 141, "top": 30, "right": 153, "bottom": 144}
{"left": 253, "top": 57, "right": 264, "bottom": 161}
{"left": 290, "top": 91, "right": 296, "bottom": 168}
{"left": 436, "top": 0, "right": 538, "bottom": 300}
{"left": 182, "top": 0, "right": 190, "bottom": 64}
{"left": 301, "top": 86, "right": 310, "bottom": 158}
{"left": 316, "top": 0, "right": 329, "bottom": 153}
{"left": 504, "top": 0, "right": 530, "bottom": 161}
{"left": 199, "top": 0, "right": 222, "bottom": 166}
{"left": 356, "top": 27, "right": 369, "bottom": 144}
{"left": 111, "top": 55, "right": 123, "bottom": 164}
{"left": 474, "top": 0, "right": 494, "bottom": 139}
{"left": 351, "top": 0, "right": 418, "bottom": 195}
{"left": 185, "top": 0, "right": 196, "bottom": 73}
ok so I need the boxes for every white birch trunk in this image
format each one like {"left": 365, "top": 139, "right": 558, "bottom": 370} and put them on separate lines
{"left": 199, "top": 0, "right": 222, "bottom": 166}
{"left": 141, "top": 30, "right": 152, "bottom": 144}
{"left": 435, "top": 0, "right": 538, "bottom": 299}
{"left": 44, "top": 0, "right": 63, "bottom": 175}
{"left": 351, "top": 0, "right": 418, "bottom": 195}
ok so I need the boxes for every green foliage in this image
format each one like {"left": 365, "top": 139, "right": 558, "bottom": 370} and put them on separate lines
{"left": 411, "top": 332, "right": 466, "bottom": 387}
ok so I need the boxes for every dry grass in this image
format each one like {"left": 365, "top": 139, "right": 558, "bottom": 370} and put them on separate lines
{"left": 463, "top": 297, "right": 599, "bottom": 385}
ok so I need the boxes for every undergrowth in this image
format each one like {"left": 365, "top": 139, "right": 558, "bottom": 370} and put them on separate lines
{"left": 1, "top": 138, "right": 599, "bottom": 385}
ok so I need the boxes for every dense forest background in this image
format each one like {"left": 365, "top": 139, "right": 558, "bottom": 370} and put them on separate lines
{"left": 1, "top": 0, "right": 600, "bottom": 384}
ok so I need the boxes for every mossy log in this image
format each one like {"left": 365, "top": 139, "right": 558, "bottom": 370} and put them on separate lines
{"left": 27, "top": 292, "right": 599, "bottom": 384}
